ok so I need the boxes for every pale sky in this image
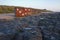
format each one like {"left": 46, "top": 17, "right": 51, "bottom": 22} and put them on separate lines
{"left": 0, "top": 0, "right": 60, "bottom": 12}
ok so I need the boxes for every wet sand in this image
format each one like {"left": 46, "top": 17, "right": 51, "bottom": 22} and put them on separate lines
{"left": 0, "top": 13, "right": 15, "bottom": 20}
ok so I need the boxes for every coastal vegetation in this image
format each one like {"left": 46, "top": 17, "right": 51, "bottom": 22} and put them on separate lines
{"left": 0, "top": 5, "right": 52, "bottom": 14}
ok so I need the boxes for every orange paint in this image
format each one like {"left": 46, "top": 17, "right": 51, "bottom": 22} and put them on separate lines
{"left": 15, "top": 7, "right": 31, "bottom": 17}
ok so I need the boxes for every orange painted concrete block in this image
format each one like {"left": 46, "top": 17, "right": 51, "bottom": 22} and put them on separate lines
{"left": 15, "top": 7, "right": 31, "bottom": 17}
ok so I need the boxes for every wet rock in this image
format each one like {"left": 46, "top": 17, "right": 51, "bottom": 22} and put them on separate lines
{"left": 0, "top": 12, "right": 60, "bottom": 40}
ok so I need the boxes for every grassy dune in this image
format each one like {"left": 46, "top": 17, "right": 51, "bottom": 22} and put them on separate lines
{"left": 0, "top": 5, "right": 14, "bottom": 13}
{"left": 0, "top": 5, "right": 52, "bottom": 14}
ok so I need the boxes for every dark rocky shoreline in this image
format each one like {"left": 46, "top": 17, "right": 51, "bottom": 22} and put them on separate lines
{"left": 0, "top": 12, "right": 60, "bottom": 40}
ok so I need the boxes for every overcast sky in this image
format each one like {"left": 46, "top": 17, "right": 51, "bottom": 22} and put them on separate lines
{"left": 0, "top": 0, "right": 60, "bottom": 12}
